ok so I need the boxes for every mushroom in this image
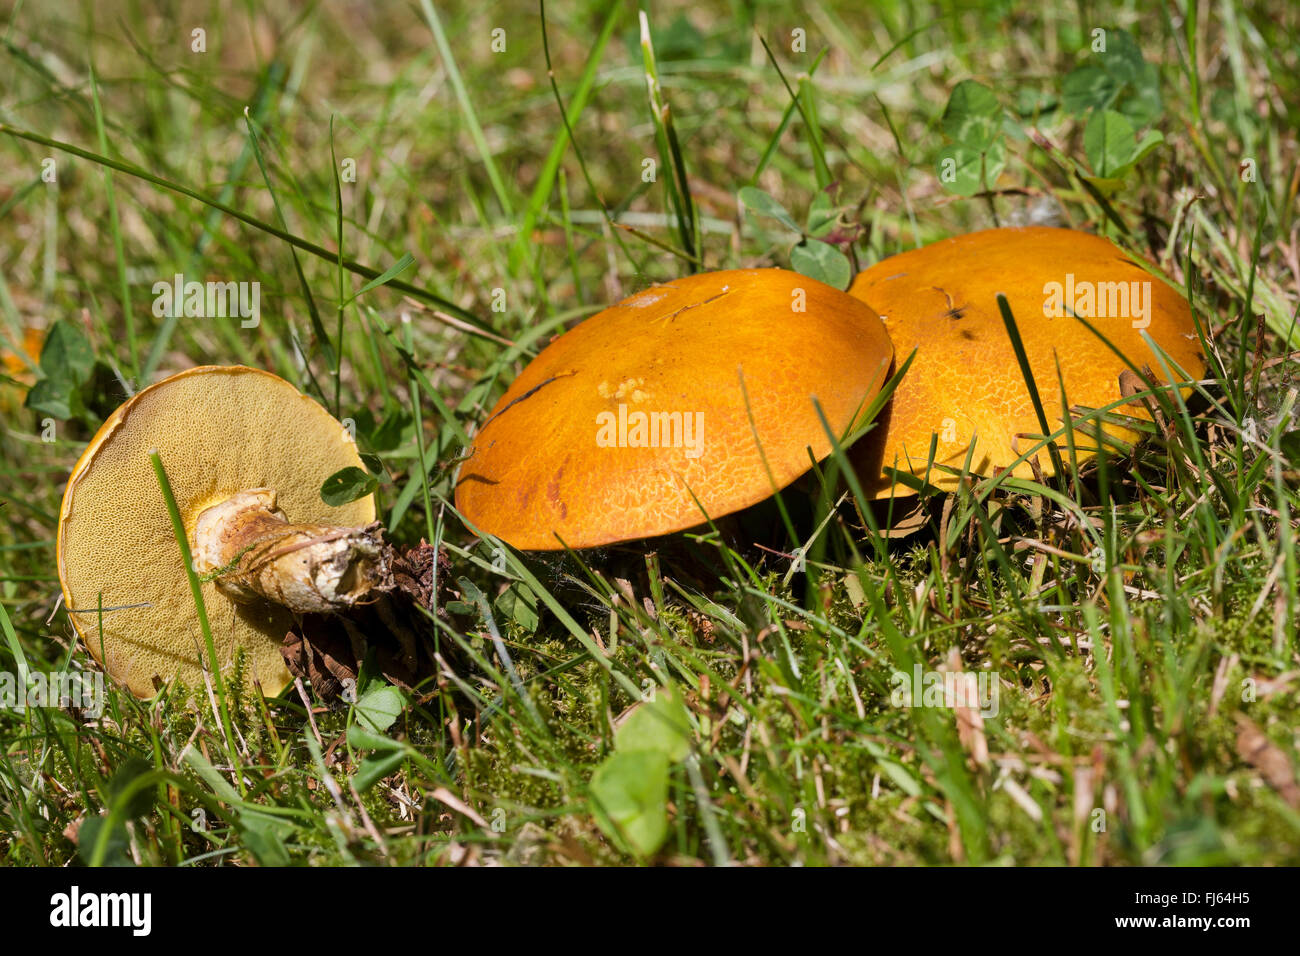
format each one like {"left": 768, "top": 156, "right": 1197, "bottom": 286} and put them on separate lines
{"left": 455, "top": 268, "right": 893, "bottom": 550}
{"left": 847, "top": 227, "right": 1206, "bottom": 496}
{"left": 56, "top": 365, "right": 386, "bottom": 697}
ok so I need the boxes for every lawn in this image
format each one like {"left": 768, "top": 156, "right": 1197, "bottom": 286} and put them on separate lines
{"left": 1, "top": 0, "right": 1298, "bottom": 866}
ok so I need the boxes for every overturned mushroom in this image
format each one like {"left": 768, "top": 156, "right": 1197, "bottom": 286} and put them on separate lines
{"left": 847, "top": 227, "right": 1206, "bottom": 496}
{"left": 56, "top": 365, "right": 386, "bottom": 697}
{"left": 455, "top": 268, "right": 893, "bottom": 550}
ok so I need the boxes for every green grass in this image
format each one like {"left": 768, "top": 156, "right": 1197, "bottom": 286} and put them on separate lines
{"left": 1, "top": 0, "right": 1298, "bottom": 866}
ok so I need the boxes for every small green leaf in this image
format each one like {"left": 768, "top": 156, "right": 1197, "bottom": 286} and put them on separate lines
{"left": 738, "top": 186, "right": 801, "bottom": 233}
{"left": 1013, "top": 87, "right": 1058, "bottom": 118}
{"left": 1099, "top": 30, "right": 1148, "bottom": 86}
{"left": 24, "top": 377, "right": 74, "bottom": 419}
{"left": 877, "top": 757, "right": 924, "bottom": 797}
{"left": 239, "top": 815, "right": 292, "bottom": 867}
{"left": 1118, "top": 63, "right": 1162, "bottom": 126}
{"left": 354, "top": 682, "right": 406, "bottom": 733}
{"left": 495, "top": 581, "right": 539, "bottom": 632}
{"left": 321, "top": 466, "right": 378, "bottom": 506}
{"left": 25, "top": 320, "right": 96, "bottom": 419}
{"left": 354, "top": 750, "right": 408, "bottom": 792}
{"left": 369, "top": 409, "right": 412, "bottom": 452}
{"left": 37, "top": 320, "right": 95, "bottom": 388}
{"left": 78, "top": 815, "right": 131, "bottom": 867}
{"left": 1002, "top": 113, "right": 1031, "bottom": 142}
{"left": 107, "top": 757, "right": 156, "bottom": 820}
{"left": 937, "top": 140, "right": 1006, "bottom": 197}
{"left": 616, "top": 686, "right": 692, "bottom": 762}
{"left": 1062, "top": 30, "right": 1162, "bottom": 126}
{"left": 790, "top": 239, "right": 851, "bottom": 290}
{"left": 1129, "top": 129, "right": 1165, "bottom": 165}
{"left": 941, "top": 80, "right": 1002, "bottom": 150}
{"left": 589, "top": 749, "right": 671, "bottom": 858}
{"left": 1084, "top": 109, "right": 1136, "bottom": 178}
{"left": 1062, "top": 66, "right": 1119, "bottom": 115}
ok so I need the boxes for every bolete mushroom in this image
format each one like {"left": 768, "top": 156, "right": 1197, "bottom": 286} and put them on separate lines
{"left": 56, "top": 365, "right": 386, "bottom": 697}
{"left": 455, "top": 269, "right": 893, "bottom": 550}
{"left": 848, "top": 227, "right": 1205, "bottom": 496}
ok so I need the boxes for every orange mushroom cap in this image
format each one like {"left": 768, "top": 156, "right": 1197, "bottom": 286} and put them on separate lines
{"left": 848, "top": 227, "right": 1206, "bottom": 497}
{"left": 456, "top": 269, "right": 893, "bottom": 550}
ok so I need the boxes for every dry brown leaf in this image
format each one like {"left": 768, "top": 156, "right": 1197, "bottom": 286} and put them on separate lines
{"left": 281, "top": 620, "right": 359, "bottom": 701}
{"left": 1234, "top": 713, "right": 1300, "bottom": 809}
{"left": 880, "top": 496, "right": 931, "bottom": 539}
{"left": 946, "top": 647, "right": 989, "bottom": 769}
{"left": 282, "top": 541, "right": 460, "bottom": 702}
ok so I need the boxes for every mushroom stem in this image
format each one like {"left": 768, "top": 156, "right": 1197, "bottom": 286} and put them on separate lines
{"left": 192, "top": 489, "right": 391, "bottom": 614}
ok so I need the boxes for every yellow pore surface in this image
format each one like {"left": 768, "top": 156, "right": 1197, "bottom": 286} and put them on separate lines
{"left": 57, "top": 366, "right": 375, "bottom": 698}
{"left": 848, "top": 227, "right": 1206, "bottom": 496}
{"left": 456, "top": 269, "right": 893, "bottom": 550}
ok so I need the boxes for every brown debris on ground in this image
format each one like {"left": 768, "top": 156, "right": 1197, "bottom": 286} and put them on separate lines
{"left": 280, "top": 539, "right": 458, "bottom": 702}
